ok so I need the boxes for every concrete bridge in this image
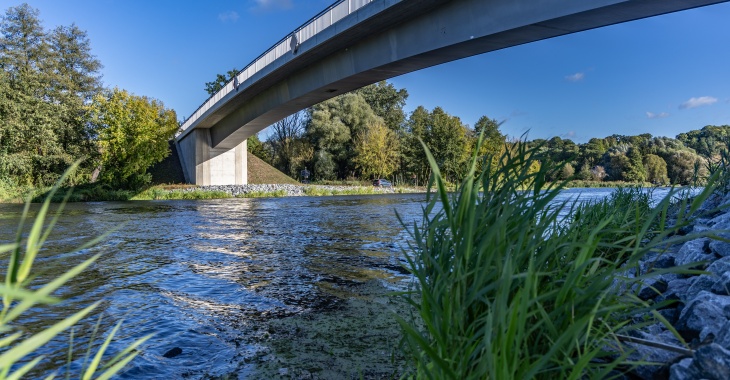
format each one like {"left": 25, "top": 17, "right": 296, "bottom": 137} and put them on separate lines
{"left": 176, "top": 0, "right": 727, "bottom": 185}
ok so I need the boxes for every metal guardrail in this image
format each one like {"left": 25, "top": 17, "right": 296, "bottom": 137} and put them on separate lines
{"left": 180, "top": 0, "right": 375, "bottom": 132}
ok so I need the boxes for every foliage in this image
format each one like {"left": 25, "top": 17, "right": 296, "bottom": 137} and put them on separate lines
{"left": 268, "top": 112, "right": 308, "bottom": 177}
{"left": 0, "top": 4, "right": 102, "bottom": 187}
{"left": 90, "top": 88, "right": 179, "bottom": 189}
{"left": 397, "top": 136, "right": 715, "bottom": 379}
{"left": 204, "top": 67, "right": 238, "bottom": 96}
{"left": 353, "top": 121, "right": 399, "bottom": 179}
{"left": 644, "top": 154, "right": 669, "bottom": 185}
{"left": 0, "top": 164, "right": 150, "bottom": 378}
{"left": 354, "top": 81, "right": 409, "bottom": 132}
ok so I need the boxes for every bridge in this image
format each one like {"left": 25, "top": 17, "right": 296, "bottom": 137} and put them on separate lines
{"left": 176, "top": 0, "right": 727, "bottom": 186}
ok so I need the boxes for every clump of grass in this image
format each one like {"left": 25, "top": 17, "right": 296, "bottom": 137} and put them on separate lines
{"left": 236, "top": 189, "right": 288, "bottom": 198}
{"left": 303, "top": 186, "right": 377, "bottom": 196}
{"left": 397, "top": 137, "right": 716, "bottom": 379}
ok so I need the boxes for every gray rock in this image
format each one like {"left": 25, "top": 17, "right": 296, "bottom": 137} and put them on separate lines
{"left": 714, "top": 320, "right": 730, "bottom": 350}
{"left": 627, "top": 340, "right": 682, "bottom": 379}
{"left": 676, "top": 291, "right": 730, "bottom": 341}
{"left": 657, "top": 277, "right": 696, "bottom": 304}
{"left": 706, "top": 256, "right": 730, "bottom": 277}
{"left": 675, "top": 238, "right": 715, "bottom": 268}
{"left": 639, "top": 278, "right": 668, "bottom": 301}
{"left": 658, "top": 307, "right": 681, "bottom": 325}
{"left": 692, "top": 343, "right": 730, "bottom": 380}
{"left": 686, "top": 275, "right": 720, "bottom": 300}
{"left": 711, "top": 272, "right": 730, "bottom": 295}
{"left": 670, "top": 358, "right": 699, "bottom": 380}
{"left": 709, "top": 239, "right": 730, "bottom": 258}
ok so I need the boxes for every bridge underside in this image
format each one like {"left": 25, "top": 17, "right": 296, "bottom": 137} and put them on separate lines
{"left": 177, "top": 0, "right": 726, "bottom": 185}
{"left": 176, "top": 130, "right": 247, "bottom": 186}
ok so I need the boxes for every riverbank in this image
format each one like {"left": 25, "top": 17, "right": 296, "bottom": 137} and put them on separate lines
{"left": 0, "top": 183, "right": 426, "bottom": 203}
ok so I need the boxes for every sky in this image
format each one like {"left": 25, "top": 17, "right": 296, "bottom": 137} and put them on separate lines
{"left": 7, "top": 0, "right": 730, "bottom": 143}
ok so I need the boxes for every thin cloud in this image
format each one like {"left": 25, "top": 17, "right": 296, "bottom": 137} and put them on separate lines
{"left": 646, "top": 111, "right": 669, "bottom": 119}
{"left": 679, "top": 96, "right": 717, "bottom": 109}
{"left": 218, "top": 11, "right": 239, "bottom": 22}
{"left": 250, "top": 0, "right": 293, "bottom": 12}
{"left": 565, "top": 72, "right": 584, "bottom": 82}
{"left": 561, "top": 131, "right": 577, "bottom": 139}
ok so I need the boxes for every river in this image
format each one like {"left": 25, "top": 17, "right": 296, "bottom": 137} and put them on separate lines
{"left": 0, "top": 187, "right": 685, "bottom": 378}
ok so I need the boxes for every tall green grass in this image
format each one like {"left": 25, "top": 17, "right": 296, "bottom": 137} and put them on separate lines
{"left": 0, "top": 163, "right": 151, "bottom": 378}
{"left": 397, "top": 138, "right": 717, "bottom": 379}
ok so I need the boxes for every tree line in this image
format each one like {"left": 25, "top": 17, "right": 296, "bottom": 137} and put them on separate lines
{"left": 239, "top": 73, "right": 727, "bottom": 186}
{"left": 0, "top": 4, "right": 178, "bottom": 191}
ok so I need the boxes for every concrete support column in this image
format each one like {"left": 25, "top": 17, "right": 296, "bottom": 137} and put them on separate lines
{"left": 177, "top": 129, "right": 247, "bottom": 185}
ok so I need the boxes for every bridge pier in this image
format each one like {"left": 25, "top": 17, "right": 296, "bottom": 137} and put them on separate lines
{"left": 176, "top": 129, "right": 247, "bottom": 186}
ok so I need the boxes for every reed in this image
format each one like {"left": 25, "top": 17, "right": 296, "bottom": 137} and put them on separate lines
{"left": 0, "top": 163, "right": 151, "bottom": 378}
{"left": 397, "top": 137, "right": 717, "bottom": 379}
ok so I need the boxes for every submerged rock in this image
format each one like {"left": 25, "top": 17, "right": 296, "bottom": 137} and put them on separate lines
{"left": 163, "top": 347, "right": 183, "bottom": 358}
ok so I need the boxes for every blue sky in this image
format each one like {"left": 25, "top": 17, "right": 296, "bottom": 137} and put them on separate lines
{"left": 12, "top": 0, "right": 730, "bottom": 143}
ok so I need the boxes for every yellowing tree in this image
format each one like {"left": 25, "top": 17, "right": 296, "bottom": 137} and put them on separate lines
{"left": 354, "top": 121, "right": 399, "bottom": 179}
{"left": 90, "top": 88, "right": 179, "bottom": 188}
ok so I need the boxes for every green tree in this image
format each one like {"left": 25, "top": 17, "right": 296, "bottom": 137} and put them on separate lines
{"left": 355, "top": 81, "right": 408, "bottom": 132}
{"left": 204, "top": 67, "right": 238, "bottom": 95}
{"left": 306, "top": 92, "right": 381, "bottom": 178}
{"left": 90, "top": 88, "right": 179, "bottom": 188}
{"left": 667, "top": 150, "right": 702, "bottom": 185}
{"left": 472, "top": 115, "right": 506, "bottom": 172}
{"left": 403, "top": 106, "right": 431, "bottom": 184}
{"left": 623, "top": 147, "right": 646, "bottom": 183}
{"left": 353, "top": 121, "right": 399, "bottom": 179}
{"left": 644, "top": 154, "right": 668, "bottom": 185}
{"left": 0, "top": 4, "right": 102, "bottom": 186}
{"left": 425, "top": 107, "right": 469, "bottom": 182}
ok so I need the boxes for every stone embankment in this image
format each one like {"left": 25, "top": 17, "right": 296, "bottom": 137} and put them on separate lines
{"left": 190, "top": 184, "right": 403, "bottom": 197}
{"left": 628, "top": 191, "right": 730, "bottom": 379}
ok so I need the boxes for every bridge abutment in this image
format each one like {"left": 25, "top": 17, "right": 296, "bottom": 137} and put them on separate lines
{"left": 176, "top": 129, "right": 248, "bottom": 186}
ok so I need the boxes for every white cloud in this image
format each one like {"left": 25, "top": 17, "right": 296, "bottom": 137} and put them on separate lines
{"left": 561, "top": 131, "right": 577, "bottom": 139}
{"left": 565, "top": 72, "right": 584, "bottom": 82}
{"left": 251, "top": 0, "right": 293, "bottom": 12}
{"left": 646, "top": 111, "right": 669, "bottom": 119}
{"left": 218, "top": 11, "right": 239, "bottom": 22}
{"left": 679, "top": 96, "right": 717, "bottom": 109}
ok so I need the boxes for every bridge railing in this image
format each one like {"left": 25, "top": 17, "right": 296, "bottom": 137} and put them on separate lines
{"left": 181, "top": 0, "right": 375, "bottom": 133}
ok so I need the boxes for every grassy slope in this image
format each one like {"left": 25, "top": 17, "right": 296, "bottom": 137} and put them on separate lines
{"left": 247, "top": 152, "right": 299, "bottom": 185}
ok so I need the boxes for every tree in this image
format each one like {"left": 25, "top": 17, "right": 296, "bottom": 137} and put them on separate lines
{"left": 667, "top": 151, "right": 701, "bottom": 185}
{"left": 247, "top": 133, "right": 270, "bottom": 162}
{"left": 306, "top": 92, "right": 381, "bottom": 178}
{"left": 403, "top": 106, "right": 431, "bottom": 184}
{"left": 623, "top": 147, "right": 646, "bottom": 183}
{"left": 0, "top": 4, "right": 69, "bottom": 185}
{"left": 269, "top": 111, "right": 306, "bottom": 176}
{"left": 204, "top": 67, "right": 238, "bottom": 95}
{"left": 644, "top": 154, "right": 668, "bottom": 185}
{"left": 472, "top": 115, "right": 506, "bottom": 173}
{"left": 353, "top": 121, "right": 399, "bottom": 179}
{"left": 0, "top": 4, "right": 103, "bottom": 186}
{"left": 90, "top": 88, "right": 179, "bottom": 188}
{"left": 355, "top": 81, "right": 408, "bottom": 132}
{"left": 560, "top": 163, "right": 575, "bottom": 180}
{"left": 425, "top": 107, "right": 469, "bottom": 182}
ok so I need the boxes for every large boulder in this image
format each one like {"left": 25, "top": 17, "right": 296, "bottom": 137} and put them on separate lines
{"left": 676, "top": 291, "right": 730, "bottom": 341}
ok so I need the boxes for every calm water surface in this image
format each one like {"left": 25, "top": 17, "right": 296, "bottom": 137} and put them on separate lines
{"left": 0, "top": 187, "right": 680, "bottom": 378}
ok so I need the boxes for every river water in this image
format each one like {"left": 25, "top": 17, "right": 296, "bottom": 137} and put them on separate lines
{"left": 0, "top": 187, "right": 683, "bottom": 378}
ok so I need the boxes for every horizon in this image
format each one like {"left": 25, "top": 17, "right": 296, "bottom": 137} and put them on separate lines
{"left": 12, "top": 0, "right": 730, "bottom": 143}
